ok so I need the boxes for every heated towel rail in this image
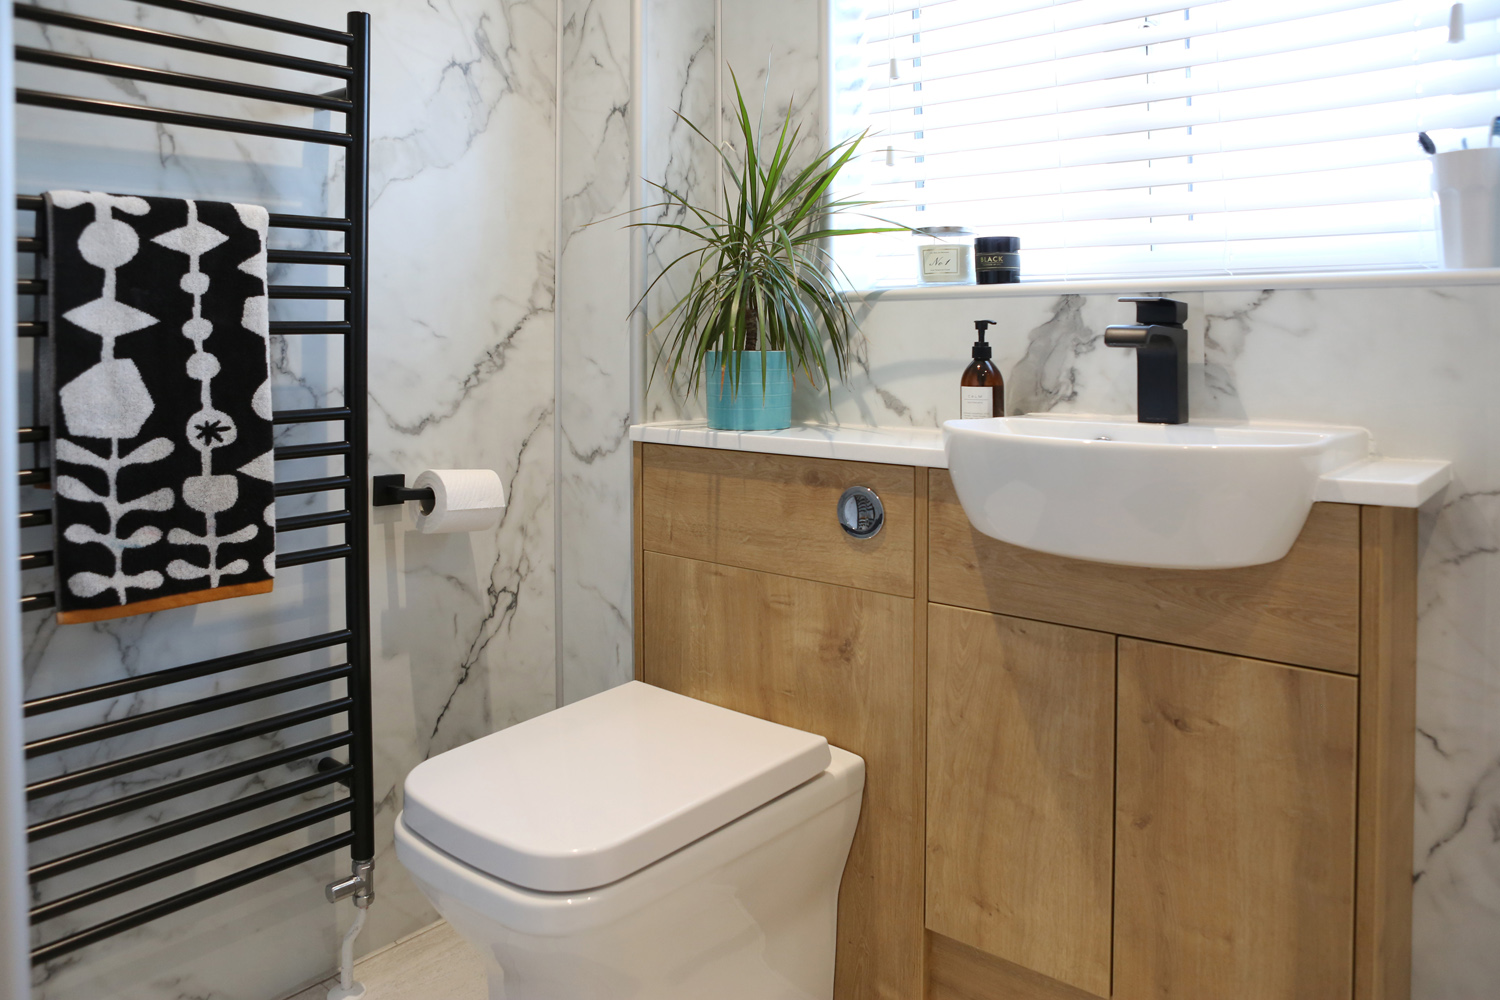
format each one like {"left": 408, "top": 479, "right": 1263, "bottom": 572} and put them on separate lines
{"left": 11, "top": 0, "right": 374, "bottom": 967}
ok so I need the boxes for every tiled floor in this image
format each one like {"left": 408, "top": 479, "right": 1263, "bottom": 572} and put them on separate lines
{"left": 283, "top": 921, "right": 487, "bottom": 1000}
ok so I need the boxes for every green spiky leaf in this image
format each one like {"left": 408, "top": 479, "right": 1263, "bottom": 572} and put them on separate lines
{"left": 627, "top": 69, "right": 905, "bottom": 401}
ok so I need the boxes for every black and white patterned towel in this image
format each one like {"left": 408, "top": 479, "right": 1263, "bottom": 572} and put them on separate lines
{"left": 45, "top": 191, "right": 275, "bottom": 623}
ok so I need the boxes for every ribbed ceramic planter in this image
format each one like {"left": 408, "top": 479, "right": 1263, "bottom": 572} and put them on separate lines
{"left": 705, "top": 351, "right": 791, "bottom": 430}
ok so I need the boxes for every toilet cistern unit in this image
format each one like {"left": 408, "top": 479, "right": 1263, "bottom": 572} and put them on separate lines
{"left": 394, "top": 681, "right": 865, "bottom": 1000}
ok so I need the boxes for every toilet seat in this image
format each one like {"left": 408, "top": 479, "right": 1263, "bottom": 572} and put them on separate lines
{"left": 395, "top": 745, "right": 864, "bottom": 938}
{"left": 401, "top": 681, "right": 832, "bottom": 893}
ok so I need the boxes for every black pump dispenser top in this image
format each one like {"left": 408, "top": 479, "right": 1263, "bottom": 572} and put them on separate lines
{"left": 972, "top": 319, "right": 996, "bottom": 360}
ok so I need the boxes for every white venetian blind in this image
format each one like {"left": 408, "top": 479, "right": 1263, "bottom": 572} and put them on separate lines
{"left": 828, "top": 0, "right": 1500, "bottom": 284}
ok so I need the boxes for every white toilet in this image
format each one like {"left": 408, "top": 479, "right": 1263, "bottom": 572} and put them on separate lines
{"left": 394, "top": 681, "right": 865, "bottom": 1000}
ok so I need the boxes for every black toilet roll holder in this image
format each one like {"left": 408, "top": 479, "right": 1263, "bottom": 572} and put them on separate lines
{"left": 372, "top": 474, "right": 436, "bottom": 512}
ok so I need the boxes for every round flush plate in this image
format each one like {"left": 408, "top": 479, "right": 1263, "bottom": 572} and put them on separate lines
{"left": 837, "top": 486, "right": 884, "bottom": 539}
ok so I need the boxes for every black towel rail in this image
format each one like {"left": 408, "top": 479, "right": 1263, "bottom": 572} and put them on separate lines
{"left": 276, "top": 509, "right": 354, "bottom": 534}
{"left": 270, "top": 284, "right": 355, "bottom": 300}
{"left": 273, "top": 406, "right": 355, "bottom": 424}
{"left": 26, "top": 663, "right": 354, "bottom": 759}
{"left": 12, "top": 0, "right": 375, "bottom": 968}
{"left": 15, "top": 47, "right": 358, "bottom": 113}
{"left": 16, "top": 89, "right": 356, "bottom": 146}
{"left": 19, "top": 592, "right": 55, "bottom": 612}
{"left": 32, "top": 832, "right": 356, "bottom": 966}
{"left": 270, "top": 320, "right": 354, "bottom": 335}
{"left": 31, "top": 797, "right": 355, "bottom": 924}
{"left": 26, "top": 702, "right": 353, "bottom": 803}
{"left": 13, "top": 5, "right": 354, "bottom": 78}
{"left": 30, "top": 764, "right": 354, "bottom": 882}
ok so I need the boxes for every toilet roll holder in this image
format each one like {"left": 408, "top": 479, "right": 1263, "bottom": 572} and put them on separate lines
{"left": 372, "top": 474, "right": 436, "bottom": 513}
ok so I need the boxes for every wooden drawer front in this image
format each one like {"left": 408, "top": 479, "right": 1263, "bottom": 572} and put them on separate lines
{"left": 927, "top": 606, "right": 1115, "bottom": 998}
{"left": 1114, "top": 639, "right": 1358, "bottom": 1000}
{"left": 928, "top": 470, "right": 1361, "bottom": 673}
{"left": 641, "top": 444, "right": 915, "bottom": 597}
{"left": 642, "top": 552, "right": 923, "bottom": 1000}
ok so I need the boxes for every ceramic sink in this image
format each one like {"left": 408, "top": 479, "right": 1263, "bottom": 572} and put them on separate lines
{"left": 942, "top": 414, "right": 1372, "bottom": 569}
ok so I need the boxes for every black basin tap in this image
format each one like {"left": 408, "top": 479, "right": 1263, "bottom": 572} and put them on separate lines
{"left": 1104, "top": 296, "right": 1189, "bottom": 425}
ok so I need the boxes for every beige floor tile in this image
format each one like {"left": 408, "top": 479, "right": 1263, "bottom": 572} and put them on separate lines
{"left": 280, "top": 979, "right": 337, "bottom": 1000}
{"left": 273, "top": 921, "right": 486, "bottom": 1000}
{"left": 352, "top": 921, "right": 487, "bottom": 1000}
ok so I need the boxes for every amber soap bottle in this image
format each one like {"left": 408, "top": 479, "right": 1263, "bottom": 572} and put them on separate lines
{"left": 960, "top": 319, "right": 1004, "bottom": 418}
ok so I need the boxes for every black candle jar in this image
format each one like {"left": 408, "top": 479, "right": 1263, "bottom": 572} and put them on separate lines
{"left": 974, "top": 236, "right": 1021, "bottom": 284}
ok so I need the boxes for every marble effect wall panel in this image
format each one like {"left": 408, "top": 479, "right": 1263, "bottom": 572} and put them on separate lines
{"left": 640, "top": 0, "right": 717, "bottom": 424}
{"left": 13, "top": 2, "right": 559, "bottom": 998}
{"left": 557, "top": 0, "right": 635, "bottom": 704}
{"left": 720, "top": 0, "right": 823, "bottom": 175}
{"left": 643, "top": 0, "right": 826, "bottom": 425}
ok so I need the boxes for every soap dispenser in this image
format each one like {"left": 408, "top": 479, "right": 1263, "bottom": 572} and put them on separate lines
{"left": 960, "top": 319, "right": 1004, "bottom": 419}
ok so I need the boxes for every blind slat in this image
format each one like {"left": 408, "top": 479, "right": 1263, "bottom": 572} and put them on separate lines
{"left": 854, "top": 204, "right": 1436, "bottom": 250}
{"left": 869, "top": 161, "right": 1432, "bottom": 216}
{"left": 864, "top": 31, "right": 1500, "bottom": 109}
{"left": 868, "top": 134, "right": 1438, "bottom": 191}
{"left": 853, "top": 92, "right": 1498, "bottom": 166}
{"left": 860, "top": 0, "right": 1495, "bottom": 55}
{"left": 865, "top": 59, "right": 1500, "bottom": 137}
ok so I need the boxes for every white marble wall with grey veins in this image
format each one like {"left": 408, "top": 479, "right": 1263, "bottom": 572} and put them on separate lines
{"left": 557, "top": 0, "right": 635, "bottom": 705}
{"left": 823, "top": 285, "right": 1500, "bottom": 1000}
{"left": 640, "top": 0, "right": 827, "bottom": 425}
{"left": 719, "top": 0, "right": 824, "bottom": 186}
{"left": 14, "top": 1, "right": 558, "bottom": 998}
{"left": 640, "top": 0, "right": 718, "bottom": 423}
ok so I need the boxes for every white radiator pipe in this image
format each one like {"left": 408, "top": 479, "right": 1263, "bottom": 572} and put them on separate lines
{"left": 326, "top": 905, "right": 368, "bottom": 1000}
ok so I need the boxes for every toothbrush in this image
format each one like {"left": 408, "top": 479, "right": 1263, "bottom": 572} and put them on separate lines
{"left": 1418, "top": 132, "right": 1437, "bottom": 154}
{"left": 1491, "top": 117, "right": 1499, "bottom": 148}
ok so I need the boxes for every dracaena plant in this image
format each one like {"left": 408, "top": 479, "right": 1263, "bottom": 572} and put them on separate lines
{"left": 634, "top": 71, "right": 898, "bottom": 398}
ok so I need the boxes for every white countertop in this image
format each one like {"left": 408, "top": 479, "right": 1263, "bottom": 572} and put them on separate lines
{"left": 630, "top": 421, "right": 948, "bottom": 468}
{"left": 1312, "top": 458, "right": 1452, "bottom": 508}
{"left": 629, "top": 420, "right": 1452, "bottom": 509}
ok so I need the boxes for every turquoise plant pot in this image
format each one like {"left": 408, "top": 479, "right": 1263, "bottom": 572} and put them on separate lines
{"left": 704, "top": 351, "right": 792, "bottom": 430}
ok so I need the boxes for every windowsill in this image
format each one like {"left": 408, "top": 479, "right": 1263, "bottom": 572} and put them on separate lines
{"left": 843, "top": 267, "right": 1500, "bottom": 301}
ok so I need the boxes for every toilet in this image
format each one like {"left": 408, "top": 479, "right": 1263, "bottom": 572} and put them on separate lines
{"left": 394, "top": 681, "right": 865, "bottom": 1000}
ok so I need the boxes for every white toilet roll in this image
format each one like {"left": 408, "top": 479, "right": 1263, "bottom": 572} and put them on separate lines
{"left": 410, "top": 469, "right": 506, "bottom": 534}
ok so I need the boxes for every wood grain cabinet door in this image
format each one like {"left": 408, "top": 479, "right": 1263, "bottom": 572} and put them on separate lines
{"left": 1114, "top": 639, "right": 1359, "bottom": 1000}
{"left": 927, "top": 472, "right": 1362, "bottom": 674}
{"left": 927, "top": 605, "right": 1117, "bottom": 998}
{"left": 641, "top": 552, "right": 923, "bottom": 1000}
{"left": 640, "top": 444, "right": 916, "bottom": 597}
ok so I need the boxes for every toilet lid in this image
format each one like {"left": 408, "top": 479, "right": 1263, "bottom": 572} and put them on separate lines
{"left": 401, "top": 681, "right": 832, "bottom": 893}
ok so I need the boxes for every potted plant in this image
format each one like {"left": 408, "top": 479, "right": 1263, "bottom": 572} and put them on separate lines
{"left": 636, "top": 74, "right": 895, "bottom": 430}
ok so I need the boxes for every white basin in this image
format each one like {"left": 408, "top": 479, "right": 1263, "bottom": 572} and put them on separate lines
{"left": 943, "top": 414, "right": 1371, "bottom": 569}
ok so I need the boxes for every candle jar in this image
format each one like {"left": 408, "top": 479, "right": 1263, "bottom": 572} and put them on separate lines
{"left": 975, "top": 236, "right": 1021, "bottom": 284}
{"left": 914, "top": 227, "right": 973, "bottom": 284}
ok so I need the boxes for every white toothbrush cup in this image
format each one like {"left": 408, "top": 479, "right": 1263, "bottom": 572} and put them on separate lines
{"left": 1433, "top": 148, "right": 1500, "bottom": 268}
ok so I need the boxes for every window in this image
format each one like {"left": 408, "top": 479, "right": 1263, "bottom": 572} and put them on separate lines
{"left": 828, "top": 1, "right": 1500, "bottom": 285}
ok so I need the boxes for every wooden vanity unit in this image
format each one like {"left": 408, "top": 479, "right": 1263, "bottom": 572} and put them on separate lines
{"left": 632, "top": 442, "right": 1415, "bottom": 1000}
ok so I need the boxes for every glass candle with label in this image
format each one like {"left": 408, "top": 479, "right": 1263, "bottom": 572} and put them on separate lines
{"left": 974, "top": 235, "right": 1021, "bottom": 283}
{"left": 915, "top": 227, "right": 974, "bottom": 284}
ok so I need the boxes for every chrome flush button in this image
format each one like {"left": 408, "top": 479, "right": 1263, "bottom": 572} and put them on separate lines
{"left": 837, "top": 486, "right": 884, "bottom": 539}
